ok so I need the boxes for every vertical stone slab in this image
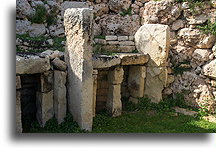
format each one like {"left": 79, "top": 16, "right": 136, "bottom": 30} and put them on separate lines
{"left": 107, "top": 85, "right": 122, "bottom": 117}
{"left": 107, "top": 66, "right": 124, "bottom": 117}
{"left": 36, "top": 90, "right": 54, "bottom": 127}
{"left": 128, "top": 66, "right": 146, "bottom": 98}
{"left": 134, "top": 24, "right": 170, "bottom": 103}
{"left": 40, "top": 71, "right": 53, "bottom": 93}
{"left": 92, "top": 70, "right": 98, "bottom": 117}
{"left": 54, "top": 70, "right": 67, "bottom": 124}
{"left": 64, "top": 8, "right": 93, "bottom": 131}
{"left": 16, "top": 90, "right": 22, "bottom": 133}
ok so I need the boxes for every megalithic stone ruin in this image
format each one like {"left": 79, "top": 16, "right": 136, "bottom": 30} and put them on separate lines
{"left": 64, "top": 8, "right": 94, "bottom": 131}
{"left": 135, "top": 24, "right": 170, "bottom": 103}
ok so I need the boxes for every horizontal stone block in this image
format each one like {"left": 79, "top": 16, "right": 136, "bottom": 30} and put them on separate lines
{"left": 118, "top": 46, "right": 136, "bottom": 52}
{"left": 107, "top": 41, "right": 119, "bottom": 45}
{"left": 119, "top": 41, "right": 135, "bottom": 46}
{"left": 93, "top": 55, "right": 121, "bottom": 69}
{"left": 16, "top": 55, "right": 50, "bottom": 75}
{"left": 105, "top": 35, "right": 118, "bottom": 41}
{"left": 117, "top": 53, "right": 149, "bottom": 65}
{"left": 118, "top": 36, "right": 128, "bottom": 41}
{"left": 94, "top": 38, "right": 106, "bottom": 44}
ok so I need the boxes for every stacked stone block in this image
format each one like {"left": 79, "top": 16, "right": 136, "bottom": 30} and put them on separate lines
{"left": 107, "top": 66, "right": 124, "bottom": 117}
{"left": 94, "top": 35, "right": 136, "bottom": 53}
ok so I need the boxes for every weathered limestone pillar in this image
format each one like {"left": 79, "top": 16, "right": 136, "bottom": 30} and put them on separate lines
{"left": 135, "top": 24, "right": 170, "bottom": 103}
{"left": 16, "top": 76, "right": 22, "bottom": 133}
{"left": 54, "top": 70, "right": 67, "bottom": 124}
{"left": 64, "top": 8, "right": 94, "bottom": 131}
{"left": 92, "top": 70, "right": 98, "bottom": 117}
{"left": 107, "top": 66, "right": 124, "bottom": 117}
{"left": 36, "top": 71, "right": 54, "bottom": 127}
{"left": 128, "top": 66, "right": 146, "bottom": 98}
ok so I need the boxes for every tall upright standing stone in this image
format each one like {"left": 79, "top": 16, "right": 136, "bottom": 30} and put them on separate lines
{"left": 135, "top": 24, "right": 170, "bottom": 103}
{"left": 64, "top": 8, "right": 94, "bottom": 131}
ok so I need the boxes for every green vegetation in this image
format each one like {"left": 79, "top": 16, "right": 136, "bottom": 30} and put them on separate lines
{"left": 132, "top": 49, "right": 139, "bottom": 53}
{"left": 94, "top": 35, "right": 106, "bottom": 40}
{"left": 23, "top": 97, "right": 216, "bottom": 133}
{"left": 16, "top": 34, "right": 66, "bottom": 52}
{"left": 120, "top": 7, "right": 132, "bottom": 17}
{"left": 175, "top": 0, "right": 210, "bottom": 14}
{"left": 197, "top": 19, "right": 216, "bottom": 36}
{"left": 172, "top": 60, "right": 192, "bottom": 75}
{"left": 22, "top": 114, "right": 83, "bottom": 133}
{"left": 30, "top": 4, "right": 58, "bottom": 26}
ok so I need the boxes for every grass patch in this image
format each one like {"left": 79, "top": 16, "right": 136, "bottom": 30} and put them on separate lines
{"left": 120, "top": 7, "right": 132, "bottom": 17}
{"left": 92, "top": 111, "right": 216, "bottom": 133}
{"left": 30, "top": 4, "right": 58, "bottom": 26}
{"left": 172, "top": 60, "right": 192, "bottom": 75}
{"left": 94, "top": 35, "right": 106, "bottom": 40}
{"left": 23, "top": 97, "right": 216, "bottom": 133}
{"left": 197, "top": 19, "right": 216, "bottom": 36}
{"left": 23, "top": 114, "right": 84, "bottom": 133}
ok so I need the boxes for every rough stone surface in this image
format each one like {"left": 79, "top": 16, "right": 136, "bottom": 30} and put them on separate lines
{"left": 16, "top": 55, "right": 50, "bottom": 75}
{"left": 178, "top": 28, "right": 215, "bottom": 49}
{"left": 106, "top": 84, "right": 122, "bottom": 117}
{"left": 64, "top": 8, "right": 93, "bottom": 131}
{"left": 52, "top": 57, "right": 67, "bottom": 71}
{"left": 54, "top": 70, "right": 67, "bottom": 124}
{"left": 128, "top": 66, "right": 146, "bottom": 98}
{"left": 36, "top": 90, "right": 54, "bottom": 127}
{"left": 117, "top": 53, "right": 149, "bottom": 65}
{"left": 144, "top": 67, "right": 168, "bottom": 103}
{"left": 61, "top": 1, "right": 89, "bottom": 16}
{"left": 186, "top": 14, "right": 209, "bottom": 25}
{"left": 17, "top": 0, "right": 33, "bottom": 17}
{"left": 173, "top": 106, "right": 198, "bottom": 116}
{"left": 16, "top": 20, "right": 31, "bottom": 35}
{"left": 28, "top": 24, "right": 46, "bottom": 37}
{"left": 135, "top": 24, "right": 170, "bottom": 66}
{"left": 99, "top": 14, "right": 140, "bottom": 35}
{"left": 92, "top": 55, "right": 121, "bottom": 69}
{"left": 142, "top": 0, "right": 181, "bottom": 24}
{"left": 203, "top": 115, "right": 216, "bottom": 123}
{"left": 171, "top": 19, "right": 184, "bottom": 31}
{"left": 108, "top": 0, "right": 131, "bottom": 13}
{"left": 16, "top": 91, "right": 22, "bottom": 133}
{"left": 108, "top": 66, "right": 124, "bottom": 85}
{"left": 93, "top": 3, "right": 109, "bottom": 16}
{"left": 202, "top": 59, "right": 216, "bottom": 79}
